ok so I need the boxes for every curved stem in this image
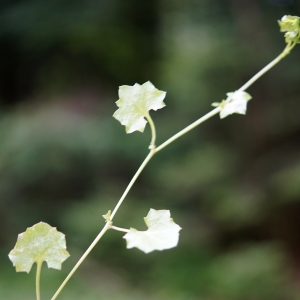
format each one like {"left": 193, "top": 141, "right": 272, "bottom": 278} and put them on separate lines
{"left": 146, "top": 113, "right": 156, "bottom": 149}
{"left": 238, "top": 42, "right": 295, "bottom": 92}
{"left": 155, "top": 107, "right": 221, "bottom": 153}
{"left": 36, "top": 261, "right": 42, "bottom": 300}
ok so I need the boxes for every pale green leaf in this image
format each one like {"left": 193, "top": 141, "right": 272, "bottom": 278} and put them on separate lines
{"left": 219, "top": 91, "right": 252, "bottom": 119}
{"left": 8, "top": 222, "right": 70, "bottom": 273}
{"left": 123, "top": 209, "right": 181, "bottom": 253}
{"left": 113, "top": 81, "right": 166, "bottom": 133}
{"left": 102, "top": 210, "right": 111, "bottom": 221}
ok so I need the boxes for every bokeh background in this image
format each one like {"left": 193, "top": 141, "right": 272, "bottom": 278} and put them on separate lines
{"left": 0, "top": 0, "right": 300, "bottom": 299}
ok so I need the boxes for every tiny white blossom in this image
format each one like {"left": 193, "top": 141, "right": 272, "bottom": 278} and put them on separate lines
{"left": 219, "top": 91, "right": 252, "bottom": 119}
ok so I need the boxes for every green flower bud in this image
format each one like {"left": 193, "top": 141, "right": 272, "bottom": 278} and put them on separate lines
{"left": 278, "top": 15, "right": 300, "bottom": 44}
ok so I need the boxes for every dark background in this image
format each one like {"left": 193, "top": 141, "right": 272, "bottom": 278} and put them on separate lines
{"left": 0, "top": 0, "right": 300, "bottom": 299}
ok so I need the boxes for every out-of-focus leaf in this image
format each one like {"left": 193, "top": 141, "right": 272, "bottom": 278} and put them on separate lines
{"left": 113, "top": 81, "right": 166, "bottom": 133}
{"left": 123, "top": 209, "right": 181, "bottom": 253}
{"left": 8, "top": 222, "right": 70, "bottom": 273}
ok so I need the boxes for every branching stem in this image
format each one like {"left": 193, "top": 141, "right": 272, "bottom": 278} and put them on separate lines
{"left": 51, "top": 127, "right": 156, "bottom": 300}
{"left": 51, "top": 41, "right": 297, "bottom": 300}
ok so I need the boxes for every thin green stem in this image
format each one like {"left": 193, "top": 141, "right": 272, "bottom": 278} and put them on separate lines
{"left": 51, "top": 222, "right": 111, "bottom": 300}
{"left": 146, "top": 113, "right": 156, "bottom": 149}
{"left": 155, "top": 42, "right": 297, "bottom": 153}
{"left": 110, "top": 148, "right": 156, "bottom": 220}
{"left": 110, "top": 225, "right": 130, "bottom": 233}
{"left": 155, "top": 107, "right": 221, "bottom": 153}
{"left": 51, "top": 148, "right": 155, "bottom": 300}
{"left": 238, "top": 42, "right": 295, "bottom": 92}
{"left": 36, "top": 261, "right": 42, "bottom": 300}
{"left": 51, "top": 40, "right": 298, "bottom": 300}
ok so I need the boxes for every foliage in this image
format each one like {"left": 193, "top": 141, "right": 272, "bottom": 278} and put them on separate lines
{"left": 123, "top": 209, "right": 181, "bottom": 253}
{"left": 212, "top": 91, "right": 252, "bottom": 119}
{"left": 9, "top": 222, "right": 69, "bottom": 273}
{"left": 0, "top": 1, "right": 299, "bottom": 299}
{"left": 113, "top": 81, "right": 166, "bottom": 133}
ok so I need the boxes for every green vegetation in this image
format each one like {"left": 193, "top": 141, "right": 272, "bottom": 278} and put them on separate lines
{"left": 6, "top": 13, "right": 300, "bottom": 299}
{"left": 1, "top": 1, "right": 300, "bottom": 300}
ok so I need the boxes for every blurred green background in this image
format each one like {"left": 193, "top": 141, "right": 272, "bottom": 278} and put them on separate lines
{"left": 0, "top": 0, "right": 300, "bottom": 299}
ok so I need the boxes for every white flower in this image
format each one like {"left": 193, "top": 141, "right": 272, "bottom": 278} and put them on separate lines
{"left": 219, "top": 91, "right": 252, "bottom": 119}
